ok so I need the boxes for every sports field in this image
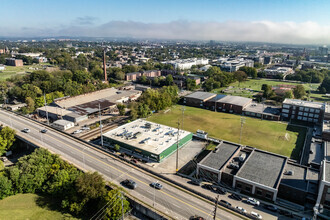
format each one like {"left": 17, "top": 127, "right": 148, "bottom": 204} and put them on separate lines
{"left": 0, "top": 193, "right": 77, "bottom": 220}
{"left": 148, "top": 105, "right": 305, "bottom": 159}
{"left": 0, "top": 63, "right": 52, "bottom": 80}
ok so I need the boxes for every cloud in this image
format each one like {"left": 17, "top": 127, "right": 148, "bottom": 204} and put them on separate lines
{"left": 1, "top": 20, "right": 330, "bottom": 44}
{"left": 73, "top": 16, "right": 98, "bottom": 25}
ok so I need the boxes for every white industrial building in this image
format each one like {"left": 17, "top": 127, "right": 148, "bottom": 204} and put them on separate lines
{"left": 218, "top": 58, "right": 254, "bottom": 72}
{"left": 163, "top": 58, "right": 209, "bottom": 70}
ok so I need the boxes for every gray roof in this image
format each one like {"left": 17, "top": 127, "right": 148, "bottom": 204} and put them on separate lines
{"left": 53, "top": 119, "right": 73, "bottom": 126}
{"left": 237, "top": 150, "right": 287, "bottom": 188}
{"left": 280, "top": 163, "right": 318, "bottom": 191}
{"left": 308, "top": 140, "right": 324, "bottom": 165}
{"left": 200, "top": 142, "right": 240, "bottom": 170}
{"left": 185, "top": 92, "right": 216, "bottom": 101}
{"left": 283, "top": 99, "right": 324, "bottom": 109}
{"left": 208, "top": 94, "right": 227, "bottom": 102}
{"left": 217, "top": 95, "right": 252, "bottom": 107}
{"left": 69, "top": 99, "right": 116, "bottom": 115}
{"left": 244, "top": 103, "right": 281, "bottom": 115}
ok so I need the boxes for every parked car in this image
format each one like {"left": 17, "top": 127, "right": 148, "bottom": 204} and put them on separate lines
{"left": 73, "top": 129, "right": 82, "bottom": 134}
{"left": 264, "top": 204, "right": 278, "bottom": 212}
{"left": 202, "top": 183, "right": 215, "bottom": 191}
{"left": 236, "top": 206, "right": 247, "bottom": 213}
{"left": 246, "top": 197, "right": 260, "bottom": 206}
{"left": 22, "top": 128, "right": 30, "bottom": 133}
{"left": 150, "top": 182, "right": 163, "bottom": 190}
{"left": 216, "top": 187, "right": 227, "bottom": 195}
{"left": 121, "top": 179, "right": 137, "bottom": 189}
{"left": 220, "top": 200, "right": 231, "bottom": 207}
{"left": 40, "top": 129, "right": 47, "bottom": 133}
{"left": 230, "top": 193, "right": 242, "bottom": 201}
{"left": 188, "top": 180, "right": 201, "bottom": 186}
{"left": 189, "top": 216, "right": 204, "bottom": 220}
{"left": 251, "top": 211, "right": 262, "bottom": 219}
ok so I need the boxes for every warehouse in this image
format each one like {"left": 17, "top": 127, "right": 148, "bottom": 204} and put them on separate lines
{"left": 102, "top": 119, "right": 193, "bottom": 162}
{"left": 183, "top": 92, "right": 216, "bottom": 108}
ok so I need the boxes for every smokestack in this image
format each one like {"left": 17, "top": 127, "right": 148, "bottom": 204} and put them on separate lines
{"left": 103, "top": 49, "right": 107, "bottom": 82}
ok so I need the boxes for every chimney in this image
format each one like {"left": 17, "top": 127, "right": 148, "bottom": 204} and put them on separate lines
{"left": 103, "top": 49, "right": 107, "bottom": 81}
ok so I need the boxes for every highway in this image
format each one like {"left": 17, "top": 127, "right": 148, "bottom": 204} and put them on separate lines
{"left": 0, "top": 109, "right": 244, "bottom": 220}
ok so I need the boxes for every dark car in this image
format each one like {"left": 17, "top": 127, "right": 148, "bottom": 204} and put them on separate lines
{"left": 121, "top": 179, "right": 137, "bottom": 189}
{"left": 220, "top": 200, "right": 231, "bottom": 207}
{"left": 230, "top": 193, "right": 242, "bottom": 201}
{"left": 40, "top": 129, "right": 48, "bottom": 133}
{"left": 190, "top": 216, "right": 205, "bottom": 220}
{"left": 188, "top": 180, "right": 201, "bottom": 186}
{"left": 216, "top": 187, "right": 227, "bottom": 195}
{"left": 150, "top": 182, "right": 163, "bottom": 190}
{"left": 202, "top": 184, "right": 215, "bottom": 191}
{"left": 264, "top": 204, "right": 278, "bottom": 212}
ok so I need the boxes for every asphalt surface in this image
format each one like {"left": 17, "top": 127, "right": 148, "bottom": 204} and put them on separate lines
{"left": 0, "top": 110, "right": 243, "bottom": 220}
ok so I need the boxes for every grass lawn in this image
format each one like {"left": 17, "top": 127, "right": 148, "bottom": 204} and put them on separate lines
{"left": 212, "top": 78, "right": 330, "bottom": 102}
{"left": 148, "top": 105, "right": 303, "bottom": 159}
{"left": 0, "top": 63, "right": 52, "bottom": 80}
{"left": 0, "top": 193, "right": 77, "bottom": 220}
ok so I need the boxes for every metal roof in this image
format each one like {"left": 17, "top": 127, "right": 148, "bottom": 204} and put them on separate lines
{"left": 185, "top": 91, "right": 216, "bottom": 101}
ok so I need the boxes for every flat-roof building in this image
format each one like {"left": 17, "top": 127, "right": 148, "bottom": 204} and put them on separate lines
{"left": 183, "top": 92, "right": 216, "bottom": 108}
{"left": 282, "top": 98, "right": 325, "bottom": 124}
{"left": 6, "top": 58, "right": 23, "bottom": 66}
{"left": 52, "top": 119, "right": 74, "bottom": 131}
{"left": 234, "top": 150, "right": 287, "bottom": 201}
{"left": 315, "top": 160, "right": 330, "bottom": 218}
{"left": 102, "top": 119, "right": 193, "bottom": 162}
{"left": 243, "top": 103, "right": 281, "bottom": 121}
{"left": 215, "top": 95, "right": 252, "bottom": 114}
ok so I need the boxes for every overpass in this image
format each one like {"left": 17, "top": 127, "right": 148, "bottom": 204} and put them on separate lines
{"left": 0, "top": 109, "right": 244, "bottom": 220}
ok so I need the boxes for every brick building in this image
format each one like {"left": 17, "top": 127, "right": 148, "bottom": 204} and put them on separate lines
{"left": 6, "top": 58, "right": 23, "bottom": 66}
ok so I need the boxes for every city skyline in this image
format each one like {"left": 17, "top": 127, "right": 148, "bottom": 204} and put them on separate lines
{"left": 1, "top": 0, "right": 330, "bottom": 44}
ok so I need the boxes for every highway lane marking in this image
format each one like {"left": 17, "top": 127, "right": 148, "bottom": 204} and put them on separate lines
{"left": 2, "top": 112, "right": 221, "bottom": 219}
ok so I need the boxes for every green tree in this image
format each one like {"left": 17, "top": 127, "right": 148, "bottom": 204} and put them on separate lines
{"left": 0, "top": 126, "right": 16, "bottom": 153}
{"left": 293, "top": 85, "right": 306, "bottom": 99}
{"left": 116, "top": 104, "right": 126, "bottom": 116}
{"left": 0, "top": 176, "right": 13, "bottom": 199}
{"left": 234, "top": 71, "right": 248, "bottom": 86}
{"left": 284, "top": 90, "right": 294, "bottom": 99}
{"left": 114, "top": 144, "right": 120, "bottom": 152}
{"left": 319, "top": 77, "right": 330, "bottom": 93}
{"left": 261, "top": 84, "right": 274, "bottom": 99}
{"left": 101, "top": 189, "right": 130, "bottom": 219}
{"left": 75, "top": 172, "right": 106, "bottom": 200}
{"left": 239, "top": 66, "right": 257, "bottom": 78}
{"left": 25, "top": 97, "right": 35, "bottom": 113}
{"left": 165, "top": 74, "right": 174, "bottom": 86}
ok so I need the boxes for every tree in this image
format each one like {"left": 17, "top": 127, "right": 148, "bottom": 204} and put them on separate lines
{"left": 261, "top": 84, "right": 274, "bottom": 99}
{"left": 165, "top": 74, "right": 174, "bottom": 86}
{"left": 76, "top": 172, "right": 106, "bottom": 200}
{"left": 239, "top": 66, "right": 257, "bottom": 78}
{"left": 284, "top": 90, "right": 294, "bottom": 99}
{"left": 116, "top": 104, "right": 126, "bottom": 116}
{"left": 114, "top": 144, "right": 120, "bottom": 152}
{"left": 186, "top": 78, "right": 196, "bottom": 91}
{"left": 293, "top": 85, "right": 306, "bottom": 99}
{"left": 25, "top": 97, "right": 35, "bottom": 113}
{"left": 101, "top": 189, "right": 130, "bottom": 219}
{"left": 0, "top": 126, "right": 16, "bottom": 153}
{"left": 0, "top": 176, "right": 13, "bottom": 199}
{"left": 234, "top": 71, "right": 248, "bottom": 86}
{"left": 319, "top": 77, "right": 330, "bottom": 93}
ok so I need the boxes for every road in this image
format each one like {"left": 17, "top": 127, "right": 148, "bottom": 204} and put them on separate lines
{"left": 0, "top": 110, "right": 244, "bottom": 220}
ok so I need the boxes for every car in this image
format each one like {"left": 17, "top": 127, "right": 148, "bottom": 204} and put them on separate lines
{"left": 230, "top": 193, "right": 242, "bottom": 201}
{"left": 73, "top": 129, "right": 82, "bottom": 134}
{"left": 220, "top": 200, "right": 231, "bottom": 207}
{"left": 40, "top": 129, "right": 48, "bottom": 133}
{"left": 22, "top": 128, "right": 30, "bottom": 133}
{"left": 150, "top": 182, "right": 163, "bottom": 190}
{"left": 236, "top": 206, "right": 247, "bottom": 213}
{"left": 264, "top": 204, "right": 278, "bottom": 212}
{"left": 246, "top": 197, "right": 260, "bottom": 206}
{"left": 121, "top": 179, "right": 137, "bottom": 189}
{"left": 189, "top": 216, "right": 204, "bottom": 220}
{"left": 251, "top": 211, "right": 262, "bottom": 219}
{"left": 131, "top": 158, "right": 138, "bottom": 164}
{"left": 216, "top": 187, "right": 227, "bottom": 195}
{"left": 202, "top": 184, "right": 214, "bottom": 191}
{"left": 82, "top": 126, "right": 90, "bottom": 130}
{"left": 188, "top": 180, "right": 201, "bottom": 186}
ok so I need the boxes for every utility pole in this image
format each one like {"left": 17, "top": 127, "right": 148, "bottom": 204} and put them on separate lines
{"left": 239, "top": 117, "right": 246, "bottom": 145}
{"left": 99, "top": 103, "right": 103, "bottom": 147}
{"left": 44, "top": 93, "right": 49, "bottom": 125}
{"left": 181, "top": 106, "right": 185, "bottom": 130}
{"left": 213, "top": 195, "right": 219, "bottom": 220}
{"left": 176, "top": 119, "right": 180, "bottom": 173}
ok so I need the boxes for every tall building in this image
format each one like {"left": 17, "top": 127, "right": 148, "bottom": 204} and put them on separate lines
{"left": 319, "top": 46, "right": 328, "bottom": 56}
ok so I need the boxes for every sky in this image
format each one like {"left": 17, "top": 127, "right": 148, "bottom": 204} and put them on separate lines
{"left": 1, "top": 0, "right": 330, "bottom": 44}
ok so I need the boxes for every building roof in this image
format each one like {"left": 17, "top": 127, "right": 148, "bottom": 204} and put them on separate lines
{"left": 37, "top": 106, "right": 73, "bottom": 116}
{"left": 199, "top": 142, "right": 240, "bottom": 171}
{"left": 244, "top": 103, "right": 281, "bottom": 115}
{"left": 308, "top": 140, "right": 324, "bottom": 165}
{"left": 236, "top": 150, "right": 287, "bottom": 188}
{"left": 283, "top": 99, "right": 324, "bottom": 109}
{"left": 53, "top": 119, "right": 74, "bottom": 126}
{"left": 208, "top": 94, "right": 227, "bottom": 102}
{"left": 217, "top": 95, "right": 252, "bottom": 107}
{"left": 185, "top": 92, "right": 216, "bottom": 101}
{"left": 69, "top": 99, "right": 116, "bottom": 115}
{"left": 103, "top": 119, "right": 192, "bottom": 155}
{"left": 280, "top": 163, "right": 318, "bottom": 192}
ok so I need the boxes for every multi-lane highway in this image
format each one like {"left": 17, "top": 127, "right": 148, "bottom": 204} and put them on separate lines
{"left": 0, "top": 109, "right": 244, "bottom": 220}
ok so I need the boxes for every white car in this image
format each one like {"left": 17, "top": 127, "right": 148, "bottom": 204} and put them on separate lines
{"left": 236, "top": 206, "right": 247, "bottom": 213}
{"left": 251, "top": 211, "right": 262, "bottom": 219}
{"left": 22, "top": 128, "right": 30, "bottom": 133}
{"left": 246, "top": 197, "right": 260, "bottom": 206}
{"left": 73, "top": 129, "right": 82, "bottom": 134}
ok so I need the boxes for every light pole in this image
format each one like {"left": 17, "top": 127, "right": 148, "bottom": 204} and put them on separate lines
{"left": 176, "top": 120, "right": 180, "bottom": 173}
{"left": 239, "top": 117, "right": 246, "bottom": 145}
{"left": 99, "top": 104, "right": 104, "bottom": 147}
{"left": 83, "top": 147, "right": 88, "bottom": 170}
{"left": 181, "top": 106, "right": 185, "bottom": 130}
